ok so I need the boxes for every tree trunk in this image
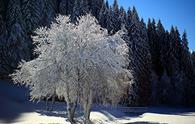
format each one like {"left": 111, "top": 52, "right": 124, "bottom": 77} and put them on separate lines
{"left": 67, "top": 101, "right": 77, "bottom": 123}
{"left": 71, "top": 102, "right": 77, "bottom": 118}
{"left": 50, "top": 95, "right": 55, "bottom": 111}
{"left": 46, "top": 98, "right": 49, "bottom": 111}
{"left": 83, "top": 90, "right": 93, "bottom": 124}
{"left": 84, "top": 105, "right": 91, "bottom": 124}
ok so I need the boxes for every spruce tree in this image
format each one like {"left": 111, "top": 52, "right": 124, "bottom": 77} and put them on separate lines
{"left": 90, "top": 0, "right": 104, "bottom": 18}
{"left": 105, "top": 0, "right": 121, "bottom": 34}
{"left": 127, "top": 7, "right": 151, "bottom": 105}
{"left": 21, "top": 0, "right": 43, "bottom": 33}
{"left": 190, "top": 51, "right": 195, "bottom": 105}
{"left": 168, "top": 27, "right": 186, "bottom": 105}
{"left": 180, "top": 32, "right": 194, "bottom": 105}
{"left": 156, "top": 20, "right": 165, "bottom": 75}
{"left": 192, "top": 52, "right": 195, "bottom": 71}
{"left": 105, "top": 7, "right": 113, "bottom": 34}
{"left": 0, "top": 14, "right": 8, "bottom": 78}
{"left": 0, "top": 0, "right": 6, "bottom": 18}
{"left": 160, "top": 30, "right": 171, "bottom": 74}
{"left": 71, "top": 0, "right": 89, "bottom": 22}
{"left": 5, "top": 0, "right": 32, "bottom": 75}
{"left": 181, "top": 31, "right": 194, "bottom": 78}
{"left": 169, "top": 27, "right": 181, "bottom": 75}
{"left": 119, "top": 6, "right": 127, "bottom": 26}
{"left": 148, "top": 19, "right": 163, "bottom": 76}
{"left": 58, "top": 0, "right": 68, "bottom": 15}
{"left": 126, "top": 7, "right": 132, "bottom": 28}
{"left": 113, "top": 0, "right": 119, "bottom": 14}
{"left": 66, "top": 0, "right": 75, "bottom": 15}
{"left": 152, "top": 20, "right": 166, "bottom": 104}
{"left": 98, "top": 0, "right": 109, "bottom": 28}
{"left": 41, "top": 0, "right": 58, "bottom": 26}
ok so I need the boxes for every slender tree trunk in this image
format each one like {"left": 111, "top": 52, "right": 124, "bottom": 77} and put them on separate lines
{"left": 71, "top": 102, "right": 77, "bottom": 120}
{"left": 46, "top": 98, "right": 49, "bottom": 111}
{"left": 50, "top": 95, "right": 55, "bottom": 111}
{"left": 67, "top": 101, "right": 77, "bottom": 123}
{"left": 67, "top": 102, "right": 74, "bottom": 123}
{"left": 84, "top": 105, "right": 91, "bottom": 124}
{"left": 83, "top": 90, "right": 93, "bottom": 124}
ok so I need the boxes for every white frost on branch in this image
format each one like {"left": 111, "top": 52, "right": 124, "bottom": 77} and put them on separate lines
{"left": 11, "top": 14, "right": 132, "bottom": 122}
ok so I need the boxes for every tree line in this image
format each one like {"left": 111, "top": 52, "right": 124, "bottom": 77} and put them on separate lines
{"left": 0, "top": 0, "right": 195, "bottom": 106}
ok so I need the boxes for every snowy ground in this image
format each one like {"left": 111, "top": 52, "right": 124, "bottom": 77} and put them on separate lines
{"left": 1, "top": 80, "right": 195, "bottom": 124}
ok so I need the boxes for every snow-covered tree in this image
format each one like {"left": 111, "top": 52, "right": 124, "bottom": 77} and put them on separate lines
{"left": 127, "top": 7, "right": 151, "bottom": 105}
{"left": 11, "top": 14, "right": 131, "bottom": 123}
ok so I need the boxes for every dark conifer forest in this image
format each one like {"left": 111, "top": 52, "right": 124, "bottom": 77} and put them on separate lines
{"left": 0, "top": 0, "right": 195, "bottom": 106}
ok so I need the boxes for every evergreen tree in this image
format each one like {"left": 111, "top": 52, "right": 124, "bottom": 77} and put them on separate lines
{"left": 169, "top": 27, "right": 181, "bottom": 75}
{"left": 156, "top": 20, "right": 165, "bottom": 75}
{"left": 21, "top": 0, "right": 43, "bottom": 33}
{"left": 0, "top": 0, "right": 6, "bottom": 18}
{"left": 5, "top": 0, "right": 32, "bottom": 75}
{"left": 192, "top": 52, "right": 195, "bottom": 71}
{"left": 160, "top": 30, "right": 171, "bottom": 74}
{"left": 0, "top": 13, "right": 8, "bottom": 78}
{"left": 113, "top": 0, "right": 119, "bottom": 14}
{"left": 41, "top": 0, "right": 58, "bottom": 26}
{"left": 167, "top": 27, "right": 186, "bottom": 105}
{"left": 126, "top": 7, "right": 132, "bottom": 28}
{"left": 150, "top": 20, "right": 166, "bottom": 104}
{"left": 105, "top": 0, "right": 121, "bottom": 34}
{"left": 58, "top": 0, "right": 68, "bottom": 15}
{"left": 119, "top": 6, "right": 127, "bottom": 26}
{"left": 190, "top": 51, "right": 195, "bottom": 105}
{"left": 111, "top": 0, "right": 120, "bottom": 33}
{"left": 181, "top": 31, "right": 194, "bottom": 78}
{"left": 128, "top": 7, "right": 151, "bottom": 105}
{"left": 98, "top": 0, "right": 109, "bottom": 28}
{"left": 160, "top": 70, "right": 171, "bottom": 104}
{"left": 182, "top": 31, "right": 189, "bottom": 51}
{"left": 105, "top": 7, "right": 113, "bottom": 34}
{"left": 180, "top": 32, "right": 195, "bottom": 105}
{"left": 89, "top": 0, "right": 104, "bottom": 18}
{"left": 58, "top": 0, "right": 75, "bottom": 15}
{"left": 148, "top": 19, "right": 163, "bottom": 76}
{"left": 71, "top": 0, "right": 89, "bottom": 22}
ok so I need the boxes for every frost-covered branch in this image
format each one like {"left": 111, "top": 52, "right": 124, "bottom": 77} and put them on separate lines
{"left": 11, "top": 14, "right": 132, "bottom": 123}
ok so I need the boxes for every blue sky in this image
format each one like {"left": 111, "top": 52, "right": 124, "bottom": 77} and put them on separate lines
{"left": 108, "top": 0, "right": 195, "bottom": 51}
